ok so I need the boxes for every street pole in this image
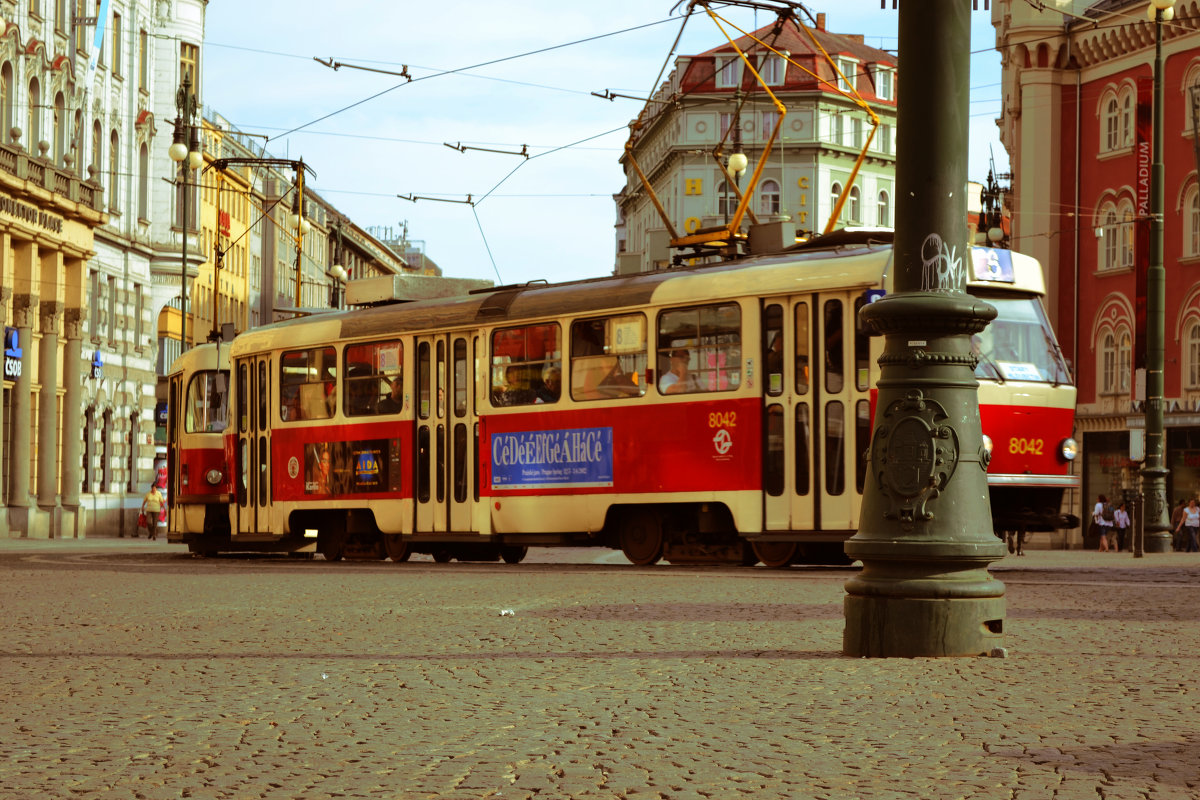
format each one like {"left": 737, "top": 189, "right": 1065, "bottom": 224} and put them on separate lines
{"left": 169, "top": 75, "right": 200, "bottom": 354}
{"left": 1141, "top": 0, "right": 1175, "bottom": 553}
{"left": 843, "top": 0, "right": 1005, "bottom": 657}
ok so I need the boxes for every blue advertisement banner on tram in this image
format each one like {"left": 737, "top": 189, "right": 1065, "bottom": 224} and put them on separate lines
{"left": 491, "top": 427, "right": 614, "bottom": 490}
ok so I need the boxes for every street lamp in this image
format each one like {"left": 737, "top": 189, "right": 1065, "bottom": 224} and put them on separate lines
{"left": 1141, "top": 0, "right": 1175, "bottom": 555}
{"left": 169, "top": 74, "right": 201, "bottom": 353}
{"left": 329, "top": 264, "right": 348, "bottom": 309}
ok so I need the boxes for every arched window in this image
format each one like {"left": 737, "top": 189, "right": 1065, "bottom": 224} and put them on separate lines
{"left": 27, "top": 77, "right": 40, "bottom": 151}
{"left": 138, "top": 143, "right": 148, "bottom": 219}
{"left": 717, "top": 180, "right": 734, "bottom": 217}
{"left": 830, "top": 181, "right": 843, "bottom": 221}
{"left": 91, "top": 119, "right": 101, "bottom": 181}
{"left": 877, "top": 190, "right": 890, "bottom": 227}
{"left": 1100, "top": 204, "right": 1118, "bottom": 270}
{"left": 108, "top": 130, "right": 118, "bottom": 208}
{"left": 0, "top": 63, "right": 12, "bottom": 143}
{"left": 759, "top": 179, "right": 780, "bottom": 215}
{"left": 1118, "top": 330, "right": 1131, "bottom": 393}
{"left": 1186, "top": 184, "right": 1200, "bottom": 258}
{"left": 848, "top": 185, "right": 861, "bottom": 223}
{"left": 1104, "top": 95, "right": 1119, "bottom": 152}
{"left": 73, "top": 109, "right": 83, "bottom": 177}
{"left": 1121, "top": 91, "right": 1133, "bottom": 148}
{"left": 1119, "top": 200, "right": 1135, "bottom": 269}
{"left": 53, "top": 91, "right": 65, "bottom": 164}
{"left": 1188, "top": 321, "right": 1200, "bottom": 388}
{"left": 1101, "top": 331, "right": 1116, "bottom": 393}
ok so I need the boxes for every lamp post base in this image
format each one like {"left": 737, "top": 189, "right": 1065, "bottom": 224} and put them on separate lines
{"left": 1144, "top": 532, "right": 1173, "bottom": 553}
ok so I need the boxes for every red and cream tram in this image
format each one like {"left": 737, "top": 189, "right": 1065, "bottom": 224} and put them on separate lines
{"left": 168, "top": 234, "right": 1078, "bottom": 564}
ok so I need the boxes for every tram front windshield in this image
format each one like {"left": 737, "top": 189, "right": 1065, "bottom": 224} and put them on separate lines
{"left": 972, "top": 295, "right": 1070, "bottom": 384}
{"left": 185, "top": 370, "right": 229, "bottom": 433}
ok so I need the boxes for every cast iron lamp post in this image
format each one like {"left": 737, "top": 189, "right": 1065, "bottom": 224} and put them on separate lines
{"left": 1141, "top": 0, "right": 1176, "bottom": 554}
{"left": 843, "top": 0, "right": 1005, "bottom": 657}
{"left": 168, "top": 74, "right": 202, "bottom": 353}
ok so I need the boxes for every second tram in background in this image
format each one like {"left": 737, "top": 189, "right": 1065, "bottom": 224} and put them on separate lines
{"left": 167, "top": 232, "right": 1079, "bottom": 565}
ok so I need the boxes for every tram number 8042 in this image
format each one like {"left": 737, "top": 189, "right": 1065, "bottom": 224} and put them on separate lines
{"left": 1008, "top": 437, "right": 1044, "bottom": 455}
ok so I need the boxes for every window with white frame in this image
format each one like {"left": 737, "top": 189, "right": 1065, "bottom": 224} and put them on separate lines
{"left": 833, "top": 113, "right": 844, "bottom": 145}
{"left": 1188, "top": 321, "right": 1200, "bottom": 387}
{"left": 761, "top": 110, "right": 779, "bottom": 139}
{"left": 830, "top": 181, "right": 843, "bottom": 219}
{"left": 878, "top": 123, "right": 892, "bottom": 155}
{"left": 759, "top": 54, "right": 784, "bottom": 86}
{"left": 1099, "top": 204, "right": 1119, "bottom": 270}
{"left": 852, "top": 117, "right": 863, "bottom": 148}
{"left": 1119, "top": 200, "right": 1135, "bottom": 269}
{"left": 848, "top": 185, "right": 861, "bottom": 223}
{"left": 717, "top": 180, "right": 734, "bottom": 217}
{"left": 759, "top": 179, "right": 780, "bottom": 215}
{"left": 877, "top": 190, "right": 891, "bottom": 226}
{"left": 835, "top": 57, "right": 857, "bottom": 93}
{"left": 1101, "top": 331, "right": 1116, "bottom": 393}
{"left": 1118, "top": 330, "right": 1131, "bottom": 393}
{"left": 1185, "top": 183, "right": 1199, "bottom": 258}
{"left": 719, "top": 112, "right": 733, "bottom": 141}
{"left": 716, "top": 56, "right": 741, "bottom": 89}
{"left": 1104, "top": 95, "right": 1120, "bottom": 152}
{"left": 1121, "top": 91, "right": 1133, "bottom": 148}
{"left": 873, "top": 66, "right": 894, "bottom": 101}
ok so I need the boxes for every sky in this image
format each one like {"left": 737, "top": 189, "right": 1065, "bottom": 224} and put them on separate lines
{"left": 202, "top": 1, "right": 1009, "bottom": 287}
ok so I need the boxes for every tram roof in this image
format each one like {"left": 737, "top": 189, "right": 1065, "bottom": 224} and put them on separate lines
{"left": 228, "top": 238, "right": 1043, "bottom": 356}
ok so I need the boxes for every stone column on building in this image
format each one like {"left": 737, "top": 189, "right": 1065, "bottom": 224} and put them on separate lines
{"left": 36, "top": 302, "right": 61, "bottom": 516}
{"left": 7, "top": 291, "right": 36, "bottom": 532}
{"left": 60, "top": 308, "right": 83, "bottom": 517}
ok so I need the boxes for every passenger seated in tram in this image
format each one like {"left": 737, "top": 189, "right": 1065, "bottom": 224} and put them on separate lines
{"left": 535, "top": 366, "right": 561, "bottom": 404}
{"left": 378, "top": 376, "right": 403, "bottom": 414}
{"left": 496, "top": 365, "right": 536, "bottom": 406}
{"left": 346, "top": 363, "right": 377, "bottom": 416}
{"left": 659, "top": 348, "right": 692, "bottom": 394}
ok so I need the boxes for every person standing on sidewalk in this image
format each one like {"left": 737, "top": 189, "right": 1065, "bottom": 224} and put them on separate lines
{"left": 1093, "top": 494, "right": 1114, "bottom": 552}
{"left": 1112, "top": 501, "right": 1130, "bottom": 552}
{"left": 1174, "top": 498, "right": 1200, "bottom": 553}
{"left": 139, "top": 484, "right": 164, "bottom": 540}
{"left": 1171, "top": 499, "right": 1187, "bottom": 551}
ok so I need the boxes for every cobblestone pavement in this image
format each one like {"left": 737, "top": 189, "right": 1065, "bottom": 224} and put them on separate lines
{"left": 0, "top": 540, "right": 1197, "bottom": 800}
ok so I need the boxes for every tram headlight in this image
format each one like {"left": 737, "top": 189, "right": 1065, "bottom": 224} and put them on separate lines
{"left": 1060, "top": 437, "right": 1079, "bottom": 462}
{"left": 981, "top": 434, "right": 993, "bottom": 468}
{"left": 205, "top": 468, "right": 224, "bottom": 486}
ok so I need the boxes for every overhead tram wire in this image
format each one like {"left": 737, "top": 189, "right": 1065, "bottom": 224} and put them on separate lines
{"left": 270, "top": 14, "right": 690, "bottom": 144}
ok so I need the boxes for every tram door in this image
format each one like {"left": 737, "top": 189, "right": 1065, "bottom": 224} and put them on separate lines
{"left": 414, "top": 334, "right": 477, "bottom": 534}
{"left": 762, "top": 294, "right": 869, "bottom": 533}
{"left": 235, "top": 355, "right": 271, "bottom": 536}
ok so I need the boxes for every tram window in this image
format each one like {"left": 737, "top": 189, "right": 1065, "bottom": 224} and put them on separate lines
{"left": 570, "top": 314, "right": 647, "bottom": 401}
{"left": 238, "top": 439, "right": 249, "bottom": 506}
{"left": 418, "top": 342, "right": 431, "bottom": 420}
{"left": 257, "top": 362, "right": 266, "bottom": 430}
{"left": 657, "top": 303, "right": 741, "bottom": 395}
{"left": 417, "top": 425, "right": 430, "bottom": 502}
{"left": 765, "top": 404, "right": 784, "bottom": 496}
{"left": 453, "top": 423, "right": 468, "bottom": 503}
{"left": 824, "top": 300, "right": 844, "bottom": 394}
{"left": 453, "top": 339, "right": 468, "bottom": 418}
{"left": 185, "top": 370, "right": 228, "bottom": 433}
{"left": 279, "top": 347, "right": 336, "bottom": 421}
{"left": 238, "top": 363, "right": 248, "bottom": 433}
{"left": 826, "top": 401, "right": 845, "bottom": 496}
{"left": 854, "top": 295, "right": 870, "bottom": 391}
{"left": 436, "top": 424, "right": 446, "bottom": 502}
{"left": 344, "top": 340, "right": 403, "bottom": 416}
{"left": 491, "top": 323, "right": 561, "bottom": 407}
{"left": 856, "top": 399, "right": 870, "bottom": 493}
{"left": 258, "top": 436, "right": 268, "bottom": 503}
{"left": 795, "top": 402, "right": 810, "bottom": 496}
{"left": 437, "top": 340, "right": 446, "bottom": 418}
{"left": 764, "top": 305, "right": 784, "bottom": 397}
{"left": 795, "top": 302, "right": 810, "bottom": 395}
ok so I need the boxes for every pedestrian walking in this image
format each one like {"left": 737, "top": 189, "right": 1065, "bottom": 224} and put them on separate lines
{"left": 139, "top": 483, "right": 164, "bottom": 540}
{"left": 1092, "top": 494, "right": 1114, "bottom": 552}
{"left": 1112, "top": 501, "right": 1130, "bottom": 552}
{"left": 1171, "top": 499, "right": 1187, "bottom": 551}
{"left": 1174, "top": 498, "right": 1200, "bottom": 554}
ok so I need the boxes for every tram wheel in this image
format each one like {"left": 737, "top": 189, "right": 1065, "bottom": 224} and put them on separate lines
{"left": 806, "top": 542, "right": 853, "bottom": 566}
{"left": 499, "top": 545, "right": 528, "bottom": 564}
{"left": 751, "top": 541, "right": 798, "bottom": 568}
{"left": 432, "top": 549, "right": 454, "bottom": 563}
{"left": 322, "top": 531, "right": 346, "bottom": 562}
{"left": 383, "top": 535, "right": 411, "bottom": 562}
{"left": 620, "top": 514, "right": 663, "bottom": 566}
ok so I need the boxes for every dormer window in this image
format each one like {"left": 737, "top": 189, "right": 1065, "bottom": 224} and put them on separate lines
{"left": 835, "top": 57, "right": 857, "bottom": 93}
{"left": 759, "top": 54, "right": 785, "bottom": 86}
{"left": 873, "top": 66, "right": 894, "bottom": 101}
{"left": 716, "top": 55, "right": 742, "bottom": 89}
